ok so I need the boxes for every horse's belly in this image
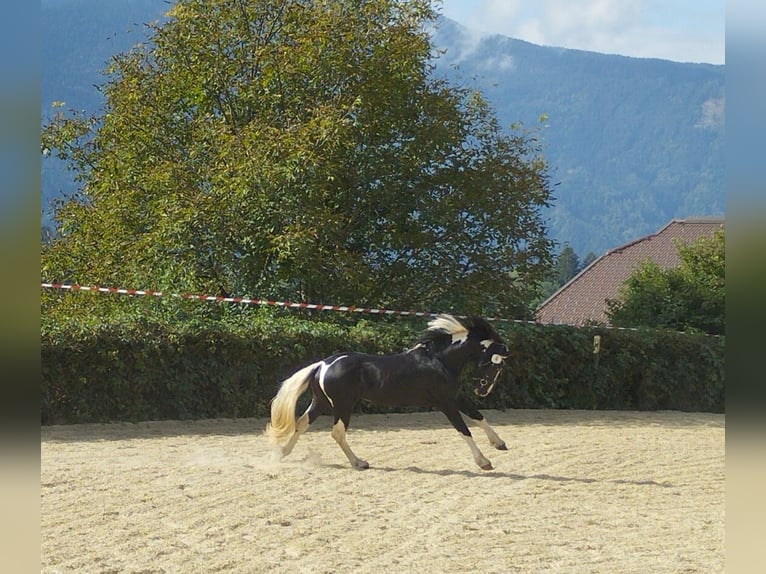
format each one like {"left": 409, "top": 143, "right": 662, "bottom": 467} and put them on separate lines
{"left": 365, "top": 393, "right": 429, "bottom": 407}
{"left": 362, "top": 382, "right": 437, "bottom": 408}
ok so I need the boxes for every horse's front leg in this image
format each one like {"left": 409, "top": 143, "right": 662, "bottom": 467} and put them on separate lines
{"left": 458, "top": 397, "right": 508, "bottom": 451}
{"left": 440, "top": 405, "right": 493, "bottom": 470}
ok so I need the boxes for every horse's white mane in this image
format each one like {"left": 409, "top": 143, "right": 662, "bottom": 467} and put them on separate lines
{"left": 427, "top": 314, "right": 469, "bottom": 344}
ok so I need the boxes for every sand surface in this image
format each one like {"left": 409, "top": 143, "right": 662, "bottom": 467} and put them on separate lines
{"left": 41, "top": 409, "right": 724, "bottom": 573}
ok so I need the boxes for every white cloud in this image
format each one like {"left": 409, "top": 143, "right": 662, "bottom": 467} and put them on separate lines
{"left": 480, "top": 53, "right": 515, "bottom": 72}
{"left": 439, "top": 0, "right": 724, "bottom": 64}
{"left": 448, "top": 0, "right": 642, "bottom": 46}
{"left": 436, "top": 21, "right": 486, "bottom": 64}
{"left": 482, "top": 0, "right": 523, "bottom": 21}
{"left": 514, "top": 19, "right": 544, "bottom": 45}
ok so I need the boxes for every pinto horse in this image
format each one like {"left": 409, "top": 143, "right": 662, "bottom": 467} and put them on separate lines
{"left": 267, "top": 314, "right": 509, "bottom": 470}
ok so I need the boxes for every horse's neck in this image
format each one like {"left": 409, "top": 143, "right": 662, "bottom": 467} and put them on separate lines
{"left": 438, "top": 344, "right": 477, "bottom": 376}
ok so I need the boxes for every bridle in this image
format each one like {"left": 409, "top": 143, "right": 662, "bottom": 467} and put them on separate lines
{"left": 475, "top": 340, "right": 508, "bottom": 397}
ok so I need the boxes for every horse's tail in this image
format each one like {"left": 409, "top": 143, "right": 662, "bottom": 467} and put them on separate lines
{"left": 267, "top": 362, "right": 321, "bottom": 445}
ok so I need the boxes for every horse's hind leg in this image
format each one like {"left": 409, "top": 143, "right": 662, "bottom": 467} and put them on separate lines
{"left": 458, "top": 397, "right": 508, "bottom": 451}
{"left": 279, "top": 400, "right": 321, "bottom": 459}
{"left": 331, "top": 414, "right": 369, "bottom": 470}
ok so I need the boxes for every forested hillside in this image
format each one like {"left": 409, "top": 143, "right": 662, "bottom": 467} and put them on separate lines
{"left": 430, "top": 19, "right": 724, "bottom": 256}
{"left": 41, "top": 1, "right": 724, "bottom": 257}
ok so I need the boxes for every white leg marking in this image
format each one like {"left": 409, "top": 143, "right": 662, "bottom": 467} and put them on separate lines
{"left": 331, "top": 420, "right": 369, "bottom": 469}
{"left": 477, "top": 418, "right": 507, "bottom": 450}
{"left": 318, "top": 355, "right": 347, "bottom": 408}
{"left": 461, "top": 434, "right": 492, "bottom": 470}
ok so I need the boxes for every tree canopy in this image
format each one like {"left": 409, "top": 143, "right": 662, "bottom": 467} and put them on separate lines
{"left": 41, "top": 0, "right": 554, "bottom": 318}
{"left": 606, "top": 230, "right": 725, "bottom": 335}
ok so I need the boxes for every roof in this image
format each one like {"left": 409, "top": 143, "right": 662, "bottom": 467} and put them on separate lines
{"left": 535, "top": 217, "right": 725, "bottom": 326}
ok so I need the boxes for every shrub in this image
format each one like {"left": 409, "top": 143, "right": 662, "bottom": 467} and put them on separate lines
{"left": 41, "top": 312, "right": 724, "bottom": 424}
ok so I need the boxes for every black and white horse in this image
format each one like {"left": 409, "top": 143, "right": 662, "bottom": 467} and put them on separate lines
{"left": 267, "top": 314, "right": 509, "bottom": 470}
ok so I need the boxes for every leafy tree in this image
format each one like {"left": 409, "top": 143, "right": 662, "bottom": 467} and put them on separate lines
{"left": 41, "top": 0, "right": 554, "bottom": 318}
{"left": 581, "top": 251, "right": 597, "bottom": 269}
{"left": 553, "top": 244, "right": 580, "bottom": 288}
{"left": 536, "top": 243, "right": 594, "bottom": 303}
{"left": 606, "top": 230, "right": 725, "bottom": 334}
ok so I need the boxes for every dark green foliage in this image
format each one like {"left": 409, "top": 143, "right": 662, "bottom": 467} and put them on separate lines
{"left": 41, "top": 308, "right": 409, "bottom": 424}
{"left": 41, "top": 0, "right": 553, "bottom": 318}
{"left": 41, "top": 312, "right": 724, "bottom": 424}
{"left": 607, "top": 230, "right": 725, "bottom": 335}
{"left": 537, "top": 243, "right": 588, "bottom": 302}
{"left": 553, "top": 244, "right": 581, "bottom": 287}
{"left": 465, "top": 323, "right": 724, "bottom": 414}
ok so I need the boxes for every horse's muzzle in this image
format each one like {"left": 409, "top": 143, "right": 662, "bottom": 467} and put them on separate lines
{"left": 474, "top": 366, "right": 503, "bottom": 397}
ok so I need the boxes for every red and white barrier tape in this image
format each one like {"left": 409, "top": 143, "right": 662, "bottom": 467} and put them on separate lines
{"left": 40, "top": 282, "right": 722, "bottom": 336}
{"left": 40, "top": 282, "right": 444, "bottom": 319}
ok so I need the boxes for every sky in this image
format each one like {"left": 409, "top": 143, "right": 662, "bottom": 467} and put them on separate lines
{"left": 438, "top": 0, "right": 725, "bottom": 65}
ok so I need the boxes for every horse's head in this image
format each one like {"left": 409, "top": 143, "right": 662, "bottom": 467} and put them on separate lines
{"left": 474, "top": 338, "right": 509, "bottom": 397}
{"left": 424, "top": 314, "right": 508, "bottom": 397}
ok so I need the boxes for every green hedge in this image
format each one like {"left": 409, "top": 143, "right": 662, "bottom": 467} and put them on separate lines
{"left": 482, "top": 323, "right": 724, "bottom": 413}
{"left": 41, "top": 314, "right": 724, "bottom": 424}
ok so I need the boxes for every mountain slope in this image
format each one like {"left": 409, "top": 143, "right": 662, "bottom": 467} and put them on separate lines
{"left": 430, "top": 18, "right": 723, "bottom": 255}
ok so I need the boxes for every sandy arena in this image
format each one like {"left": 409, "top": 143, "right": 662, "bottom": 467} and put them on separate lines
{"left": 41, "top": 409, "right": 724, "bottom": 573}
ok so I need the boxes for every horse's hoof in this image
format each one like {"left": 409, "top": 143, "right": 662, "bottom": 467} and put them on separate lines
{"left": 480, "top": 462, "right": 493, "bottom": 471}
{"left": 495, "top": 443, "right": 508, "bottom": 451}
{"left": 271, "top": 448, "right": 286, "bottom": 462}
{"left": 353, "top": 461, "right": 370, "bottom": 470}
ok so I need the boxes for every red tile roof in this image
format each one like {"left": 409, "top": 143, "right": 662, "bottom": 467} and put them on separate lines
{"left": 535, "top": 218, "right": 725, "bottom": 326}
